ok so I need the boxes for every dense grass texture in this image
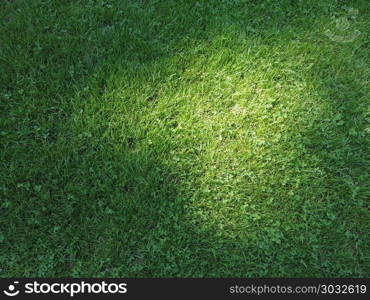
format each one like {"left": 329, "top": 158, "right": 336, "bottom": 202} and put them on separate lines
{"left": 1, "top": 0, "right": 369, "bottom": 277}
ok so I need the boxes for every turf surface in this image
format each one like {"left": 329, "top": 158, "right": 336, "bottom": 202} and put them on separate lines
{"left": 0, "top": 0, "right": 369, "bottom": 277}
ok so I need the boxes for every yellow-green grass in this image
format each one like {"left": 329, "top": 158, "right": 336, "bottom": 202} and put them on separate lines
{"left": 0, "top": 0, "right": 369, "bottom": 277}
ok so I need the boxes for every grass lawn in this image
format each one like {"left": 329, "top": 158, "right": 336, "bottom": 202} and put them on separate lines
{"left": 0, "top": 0, "right": 369, "bottom": 277}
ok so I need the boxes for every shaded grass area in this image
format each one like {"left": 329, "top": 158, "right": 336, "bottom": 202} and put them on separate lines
{"left": 0, "top": 0, "right": 369, "bottom": 277}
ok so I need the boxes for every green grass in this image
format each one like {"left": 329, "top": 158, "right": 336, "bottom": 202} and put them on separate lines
{"left": 0, "top": 0, "right": 369, "bottom": 277}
